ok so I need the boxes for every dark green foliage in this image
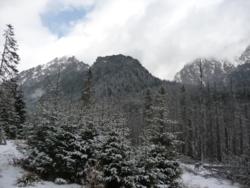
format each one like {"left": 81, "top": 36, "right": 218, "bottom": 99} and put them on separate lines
{"left": 0, "top": 78, "right": 26, "bottom": 139}
{"left": 23, "top": 109, "right": 98, "bottom": 183}
{"left": 0, "top": 24, "right": 26, "bottom": 140}
{"left": 98, "top": 130, "right": 134, "bottom": 188}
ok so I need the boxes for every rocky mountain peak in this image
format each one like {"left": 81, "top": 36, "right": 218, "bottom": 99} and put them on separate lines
{"left": 18, "top": 56, "right": 89, "bottom": 107}
{"left": 174, "top": 57, "right": 235, "bottom": 86}
{"left": 94, "top": 54, "right": 141, "bottom": 67}
{"left": 19, "top": 56, "right": 88, "bottom": 83}
{"left": 91, "top": 54, "right": 161, "bottom": 97}
{"left": 42, "top": 56, "right": 88, "bottom": 71}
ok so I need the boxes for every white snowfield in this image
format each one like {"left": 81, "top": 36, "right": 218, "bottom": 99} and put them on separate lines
{"left": 0, "top": 141, "right": 243, "bottom": 188}
{"left": 0, "top": 141, "right": 81, "bottom": 188}
{"left": 180, "top": 163, "right": 242, "bottom": 188}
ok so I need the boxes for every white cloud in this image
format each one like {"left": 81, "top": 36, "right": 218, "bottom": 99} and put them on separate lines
{"left": 1, "top": 0, "right": 250, "bottom": 80}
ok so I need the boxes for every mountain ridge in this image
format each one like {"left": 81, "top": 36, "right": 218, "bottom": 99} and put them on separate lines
{"left": 19, "top": 54, "right": 162, "bottom": 108}
{"left": 19, "top": 44, "right": 250, "bottom": 108}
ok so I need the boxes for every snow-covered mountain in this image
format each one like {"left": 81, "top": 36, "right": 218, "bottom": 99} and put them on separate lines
{"left": 19, "top": 55, "right": 161, "bottom": 108}
{"left": 19, "top": 56, "right": 89, "bottom": 107}
{"left": 174, "top": 58, "right": 235, "bottom": 86}
{"left": 91, "top": 54, "right": 161, "bottom": 97}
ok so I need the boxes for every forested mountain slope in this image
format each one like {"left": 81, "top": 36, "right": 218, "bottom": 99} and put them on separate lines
{"left": 91, "top": 54, "right": 161, "bottom": 97}
{"left": 19, "top": 54, "right": 162, "bottom": 108}
{"left": 18, "top": 56, "right": 89, "bottom": 107}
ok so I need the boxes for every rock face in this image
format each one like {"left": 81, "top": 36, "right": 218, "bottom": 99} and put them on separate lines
{"left": 174, "top": 58, "right": 235, "bottom": 86}
{"left": 18, "top": 56, "right": 89, "bottom": 107}
{"left": 91, "top": 54, "right": 161, "bottom": 97}
{"left": 19, "top": 54, "right": 161, "bottom": 108}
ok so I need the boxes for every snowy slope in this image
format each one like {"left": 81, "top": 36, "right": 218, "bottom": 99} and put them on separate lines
{"left": 0, "top": 141, "right": 243, "bottom": 188}
{"left": 180, "top": 163, "right": 242, "bottom": 188}
{"left": 0, "top": 141, "right": 81, "bottom": 188}
{"left": 0, "top": 141, "right": 24, "bottom": 188}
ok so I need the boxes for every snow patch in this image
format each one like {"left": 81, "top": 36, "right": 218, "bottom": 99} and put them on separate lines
{"left": 180, "top": 163, "right": 241, "bottom": 188}
{"left": 0, "top": 141, "right": 81, "bottom": 188}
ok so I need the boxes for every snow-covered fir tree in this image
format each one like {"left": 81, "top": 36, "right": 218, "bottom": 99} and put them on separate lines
{"left": 0, "top": 24, "right": 25, "bottom": 140}
{"left": 3, "top": 78, "right": 26, "bottom": 139}
{"left": 23, "top": 71, "right": 100, "bottom": 184}
{"left": 23, "top": 102, "right": 95, "bottom": 182}
{"left": 3, "top": 79, "right": 19, "bottom": 139}
{"left": 137, "top": 87, "right": 181, "bottom": 188}
{"left": 0, "top": 24, "right": 19, "bottom": 79}
{"left": 98, "top": 127, "right": 134, "bottom": 188}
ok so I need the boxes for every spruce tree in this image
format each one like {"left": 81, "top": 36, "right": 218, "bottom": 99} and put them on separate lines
{"left": 3, "top": 77, "right": 26, "bottom": 139}
{"left": 0, "top": 24, "right": 19, "bottom": 79}
{"left": 139, "top": 87, "right": 181, "bottom": 188}
{"left": 24, "top": 79, "right": 99, "bottom": 183}
{"left": 0, "top": 24, "right": 21, "bottom": 141}
{"left": 98, "top": 127, "right": 134, "bottom": 188}
{"left": 24, "top": 107, "right": 60, "bottom": 179}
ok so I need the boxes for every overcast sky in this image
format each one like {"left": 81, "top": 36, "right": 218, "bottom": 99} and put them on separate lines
{"left": 1, "top": 0, "right": 250, "bottom": 80}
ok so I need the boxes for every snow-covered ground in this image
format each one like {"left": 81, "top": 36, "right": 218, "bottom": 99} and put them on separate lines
{"left": 0, "top": 141, "right": 81, "bottom": 188}
{"left": 180, "top": 163, "right": 242, "bottom": 188}
{"left": 0, "top": 141, "right": 244, "bottom": 188}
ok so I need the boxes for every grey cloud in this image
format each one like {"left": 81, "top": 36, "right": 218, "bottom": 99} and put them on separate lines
{"left": 1, "top": 0, "right": 250, "bottom": 79}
